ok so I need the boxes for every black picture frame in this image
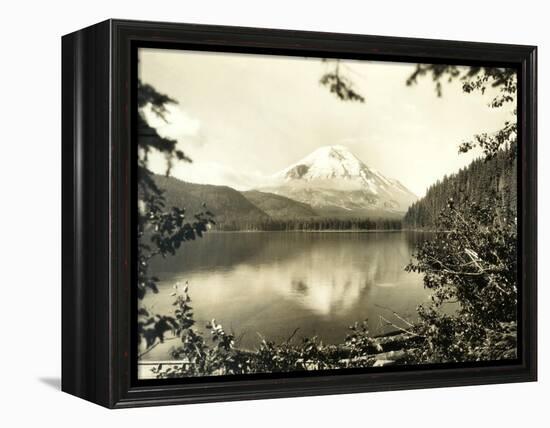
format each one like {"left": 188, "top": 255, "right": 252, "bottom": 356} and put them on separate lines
{"left": 62, "top": 19, "right": 537, "bottom": 408}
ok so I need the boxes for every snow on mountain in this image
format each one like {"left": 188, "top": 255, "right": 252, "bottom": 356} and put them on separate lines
{"left": 261, "top": 145, "right": 417, "bottom": 213}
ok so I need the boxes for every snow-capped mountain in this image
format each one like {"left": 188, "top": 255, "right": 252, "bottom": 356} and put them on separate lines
{"left": 261, "top": 145, "right": 417, "bottom": 214}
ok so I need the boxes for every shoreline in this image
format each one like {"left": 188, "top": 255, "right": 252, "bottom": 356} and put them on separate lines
{"left": 137, "top": 329, "right": 417, "bottom": 379}
{"left": 207, "top": 229, "right": 435, "bottom": 234}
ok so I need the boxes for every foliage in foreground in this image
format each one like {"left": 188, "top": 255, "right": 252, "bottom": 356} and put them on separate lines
{"left": 405, "top": 201, "right": 517, "bottom": 363}
{"left": 137, "top": 80, "right": 214, "bottom": 346}
{"left": 401, "top": 63, "right": 518, "bottom": 364}
{"left": 144, "top": 286, "right": 381, "bottom": 378}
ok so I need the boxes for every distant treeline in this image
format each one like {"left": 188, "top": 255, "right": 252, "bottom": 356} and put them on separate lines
{"left": 403, "top": 145, "right": 517, "bottom": 229}
{"left": 215, "top": 217, "right": 403, "bottom": 232}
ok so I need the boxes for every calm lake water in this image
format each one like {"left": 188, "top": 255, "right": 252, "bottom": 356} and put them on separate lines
{"left": 141, "top": 231, "right": 430, "bottom": 360}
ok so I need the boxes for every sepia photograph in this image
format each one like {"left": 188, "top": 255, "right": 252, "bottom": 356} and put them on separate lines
{"left": 136, "top": 48, "right": 518, "bottom": 379}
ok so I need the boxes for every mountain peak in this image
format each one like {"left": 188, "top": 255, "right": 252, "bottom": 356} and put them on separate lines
{"left": 265, "top": 145, "right": 417, "bottom": 213}
{"left": 310, "top": 144, "right": 355, "bottom": 155}
{"left": 274, "top": 145, "right": 368, "bottom": 183}
{"left": 302, "top": 144, "right": 360, "bottom": 161}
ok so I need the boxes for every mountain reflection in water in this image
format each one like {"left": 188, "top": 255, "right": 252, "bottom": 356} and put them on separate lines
{"left": 141, "top": 231, "right": 430, "bottom": 359}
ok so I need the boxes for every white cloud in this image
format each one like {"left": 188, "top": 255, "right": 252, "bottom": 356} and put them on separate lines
{"left": 141, "top": 102, "right": 205, "bottom": 177}
{"left": 169, "top": 161, "right": 272, "bottom": 191}
{"left": 141, "top": 103, "right": 200, "bottom": 142}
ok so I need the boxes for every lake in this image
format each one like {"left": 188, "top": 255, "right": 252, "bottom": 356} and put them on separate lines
{"left": 140, "top": 231, "right": 430, "bottom": 360}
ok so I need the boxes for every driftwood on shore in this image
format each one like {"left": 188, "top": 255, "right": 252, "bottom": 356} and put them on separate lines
{"left": 138, "top": 331, "right": 419, "bottom": 378}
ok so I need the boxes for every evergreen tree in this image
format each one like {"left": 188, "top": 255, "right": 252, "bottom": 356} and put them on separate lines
{"left": 137, "top": 81, "right": 214, "bottom": 350}
{"left": 403, "top": 145, "right": 517, "bottom": 229}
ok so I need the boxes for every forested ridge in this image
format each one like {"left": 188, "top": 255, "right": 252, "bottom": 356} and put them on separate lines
{"left": 403, "top": 144, "right": 517, "bottom": 229}
{"left": 153, "top": 173, "right": 403, "bottom": 231}
{"left": 218, "top": 217, "right": 402, "bottom": 232}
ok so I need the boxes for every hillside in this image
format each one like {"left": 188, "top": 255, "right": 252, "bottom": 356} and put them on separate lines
{"left": 241, "top": 190, "right": 319, "bottom": 219}
{"left": 151, "top": 171, "right": 408, "bottom": 231}
{"left": 403, "top": 146, "right": 517, "bottom": 228}
{"left": 152, "top": 175, "right": 270, "bottom": 228}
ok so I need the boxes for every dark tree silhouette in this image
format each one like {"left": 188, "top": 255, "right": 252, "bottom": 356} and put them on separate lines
{"left": 320, "top": 60, "right": 365, "bottom": 103}
{"left": 402, "top": 65, "right": 518, "bottom": 362}
{"left": 406, "top": 65, "right": 517, "bottom": 159}
{"left": 137, "top": 81, "right": 214, "bottom": 350}
{"left": 320, "top": 62, "right": 517, "bottom": 159}
{"left": 405, "top": 201, "right": 517, "bottom": 362}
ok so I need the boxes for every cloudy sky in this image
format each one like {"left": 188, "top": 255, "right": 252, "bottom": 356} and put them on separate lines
{"left": 139, "top": 48, "right": 515, "bottom": 196}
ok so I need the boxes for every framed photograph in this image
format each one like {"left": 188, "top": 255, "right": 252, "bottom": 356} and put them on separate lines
{"left": 62, "top": 19, "right": 537, "bottom": 408}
